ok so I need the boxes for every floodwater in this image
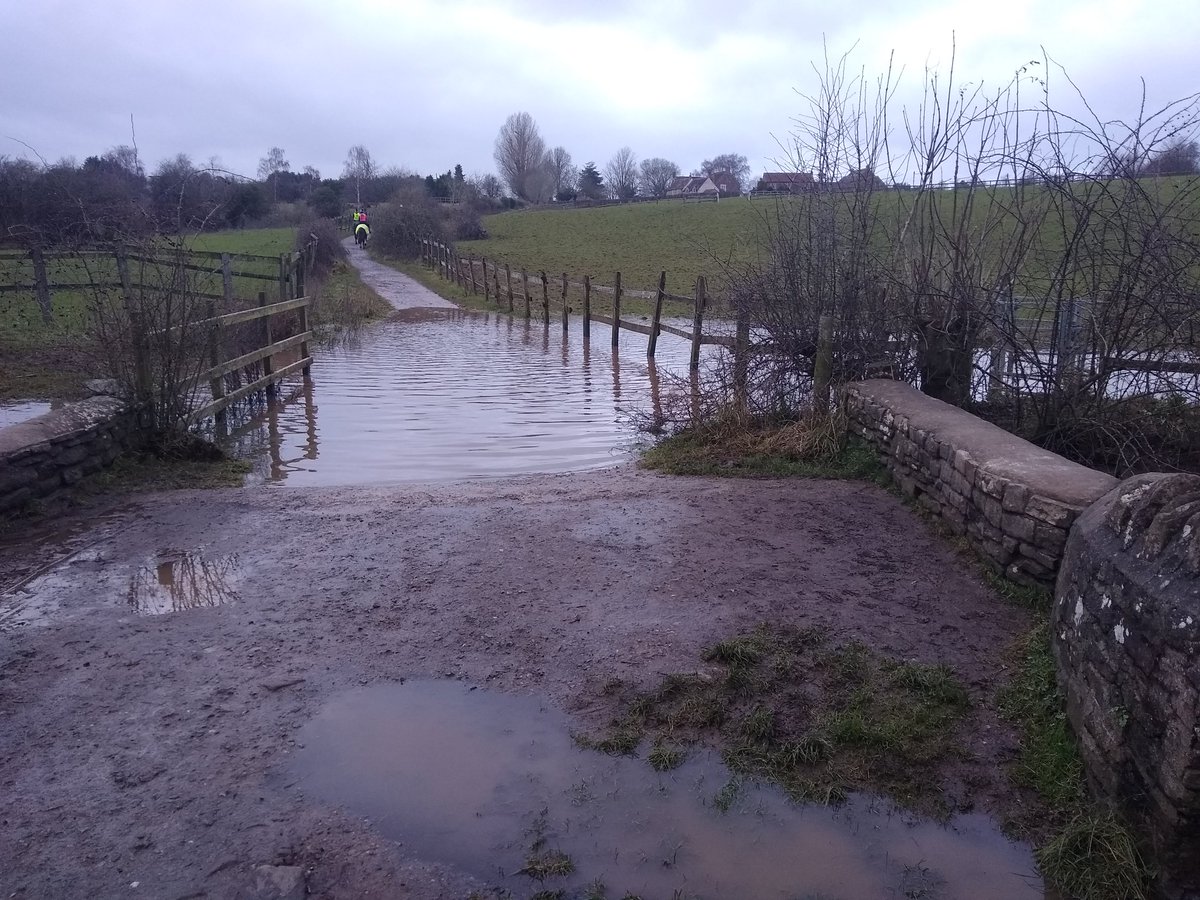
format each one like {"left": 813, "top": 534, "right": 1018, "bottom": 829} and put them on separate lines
{"left": 0, "top": 400, "right": 52, "bottom": 429}
{"left": 221, "top": 309, "right": 711, "bottom": 486}
{"left": 288, "top": 680, "right": 1043, "bottom": 900}
{"left": 0, "top": 546, "right": 240, "bottom": 629}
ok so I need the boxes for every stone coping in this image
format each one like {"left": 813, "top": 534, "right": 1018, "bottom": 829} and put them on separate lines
{"left": 851, "top": 379, "right": 1117, "bottom": 507}
{"left": 0, "top": 396, "right": 127, "bottom": 456}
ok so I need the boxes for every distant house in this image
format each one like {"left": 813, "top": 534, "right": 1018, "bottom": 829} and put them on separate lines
{"left": 666, "top": 175, "right": 718, "bottom": 197}
{"left": 836, "top": 168, "right": 887, "bottom": 192}
{"left": 754, "top": 171, "right": 816, "bottom": 193}
{"left": 709, "top": 172, "right": 741, "bottom": 196}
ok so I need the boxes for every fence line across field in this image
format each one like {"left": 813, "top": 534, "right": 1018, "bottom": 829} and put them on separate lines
{"left": 419, "top": 238, "right": 746, "bottom": 371}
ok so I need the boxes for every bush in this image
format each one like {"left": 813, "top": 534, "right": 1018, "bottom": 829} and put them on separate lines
{"left": 297, "top": 219, "right": 345, "bottom": 278}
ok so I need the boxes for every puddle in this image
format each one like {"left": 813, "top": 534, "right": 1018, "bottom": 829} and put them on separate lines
{"left": 287, "top": 680, "right": 1043, "bottom": 899}
{"left": 221, "top": 310, "right": 721, "bottom": 486}
{"left": 127, "top": 550, "right": 241, "bottom": 615}
{"left": 0, "top": 400, "right": 53, "bottom": 429}
{"left": 1, "top": 546, "right": 240, "bottom": 628}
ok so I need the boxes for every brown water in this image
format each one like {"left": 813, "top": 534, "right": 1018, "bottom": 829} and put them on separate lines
{"left": 287, "top": 680, "right": 1043, "bottom": 900}
{"left": 224, "top": 309, "right": 708, "bottom": 486}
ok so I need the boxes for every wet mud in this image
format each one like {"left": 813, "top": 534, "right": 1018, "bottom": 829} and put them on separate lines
{"left": 0, "top": 470, "right": 1040, "bottom": 898}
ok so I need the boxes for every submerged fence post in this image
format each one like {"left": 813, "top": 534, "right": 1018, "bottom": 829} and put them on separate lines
{"left": 583, "top": 275, "right": 592, "bottom": 340}
{"left": 689, "top": 276, "right": 706, "bottom": 370}
{"left": 648, "top": 270, "right": 666, "bottom": 358}
{"left": 505, "top": 264, "right": 514, "bottom": 312}
{"left": 522, "top": 270, "right": 531, "bottom": 319}
{"left": 205, "top": 299, "right": 226, "bottom": 431}
{"left": 481, "top": 258, "right": 489, "bottom": 302}
{"left": 259, "top": 290, "right": 276, "bottom": 397}
{"left": 561, "top": 273, "right": 569, "bottom": 332}
{"left": 540, "top": 271, "right": 550, "bottom": 326}
{"left": 612, "top": 271, "right": 622, "bottom": 349}
{"left": 813, "top": 313, "right": 835, "bottom": 413}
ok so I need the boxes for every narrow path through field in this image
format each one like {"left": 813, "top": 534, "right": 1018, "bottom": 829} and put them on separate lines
{"left": 341, "top": 236, "right": 456, "bottom": 310}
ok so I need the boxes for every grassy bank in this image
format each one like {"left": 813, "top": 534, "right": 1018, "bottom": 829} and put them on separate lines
{"left": 638, "top": 416, "right": 1153, "bottom": 899}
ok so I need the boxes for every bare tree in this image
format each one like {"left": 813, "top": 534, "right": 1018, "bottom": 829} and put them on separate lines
{"left": 701, "top": 153, "right": 751, "bottom": 192}
{"left": 639, "top": 157, "right": 680, "bottom": 198}
{"left": 545, "top": 146, "right": 577, "bottom": 200}
{"left": 471, "top": 172, "right": 504, "bottom": 200}
{"left": 257, "top": 147, "right": 290, "bottom": 201}
{"left": 302, "top": 164, "right": 320, "bottom": 180}
{"left": 605, "top": 147, "right": 639, "bottom": 199}
{"left": 342, "top": 145, "right": 377, "bottom": 206}
{"left": 493, "top": 112, "right": 547, "bottom": 201}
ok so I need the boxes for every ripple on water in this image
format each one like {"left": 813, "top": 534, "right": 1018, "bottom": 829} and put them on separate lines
{"left": 287, "top": 680, "right": 1044, "bottom": 899}
{"left": 223, "top": 309, "right": 711, "bottom": 486}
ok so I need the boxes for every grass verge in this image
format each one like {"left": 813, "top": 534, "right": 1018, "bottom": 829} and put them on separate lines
{"left": 575, "top": 624, "right": 972, "bottom": 815}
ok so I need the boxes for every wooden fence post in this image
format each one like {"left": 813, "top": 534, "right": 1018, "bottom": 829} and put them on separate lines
{"left": 259, "top": 291, "right": 276, "bottom": 397}
{"left": 294, "top": 251, "right": 306, "bottom": 300}
{"left": 505, "top": 264, "right": 514, "bottom": 312}
{"left": 278, "top": 254, "right": 289, "bottom": 301}
{"left": 205, "top": 300, "right": 226, "bottom": 429}
{"left": 481, "top": 258, "right": 489, "bottom": 301}
{"left": 583, "top": 275, "right": 591, "bottom": 340}
{"left": 29, "top": 248, "right": 54, "bottom": 324}
{"left": 560, "top": 273, "right": 568, "bottom": 332}
{"left": 648, "top": 270, "right": 666, "bottom": 358}
{"left": 540, "top": 271, "right": 550, "bottom": 326}
{"left": 221, "top": 253, "right": 234, "bottom": 307}
{"left": 522, "top": 270, "right": 531, "bottom": 319}
{"left": 298, "top": 297, "right": 312, "bottom": 379}
{"left": 690, "top": 276, "right": 707, "bottom": 370}
{"left": 612, "top": 271, "right": 622, "bottom": 349}
{"left": 115, "top": 248, "right": 152, "bottom": 424}
{"left": 813, "top": 313, "right": 835, "bottom": 413}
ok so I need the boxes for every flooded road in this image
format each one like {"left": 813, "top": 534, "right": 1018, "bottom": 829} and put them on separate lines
{"left": 289, "top": 679, "right": 1043, "bottom": 899}
{"left": 225, "top": 308, "right": 705, "bottom": 485}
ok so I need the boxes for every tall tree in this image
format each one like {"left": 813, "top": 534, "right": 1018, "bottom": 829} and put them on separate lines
{"left": 638, "top": 157, "right": 679, "bottom": 198}
{"left": 545, "top": 146, "right": 577, "bottom": 201}
{"left": 605, "top": 147, "right": 639, "bottom": 200}
{"left": 342, "top": 145, "right": 377, "bottom": 206}
{"left": 257, "top": 147, "right": 290, "bottom": 200}
{"left": 577, "top": 162, "right": 605, "bottom": 200}
{"left": 700, "top": 153, "right": 751, "bottom": 193}
{"left": 493, "top": 112, "right": 547, "bottom": 201}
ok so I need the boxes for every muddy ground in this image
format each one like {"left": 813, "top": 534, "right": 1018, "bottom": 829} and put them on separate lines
{"left": 0, "top": 468, "right": 1037, "bottom": 899}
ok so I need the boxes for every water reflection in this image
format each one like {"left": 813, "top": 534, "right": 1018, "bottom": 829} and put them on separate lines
{"left": 223, "top": 309, "right": 716, "bottom": 486}
{"left": 127, "top": 550, "right": 240, "bottom": 616}
{"left": 289, "top": 680, "right": 1043, "bottom": 899}
{"left": 0, "top": 399, "right": 59, "bottom": 429}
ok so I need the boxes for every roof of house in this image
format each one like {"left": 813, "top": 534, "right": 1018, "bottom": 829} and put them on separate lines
{"left": 759, "top": 171, "right": 815, "bottom": 184}
{"left": 667, "top": 176, "right": 694, "bottom": 192}
{"left": 668, "top": 175, "right": 717, "bottom": 193}
{"left": 710, "top": 172, "right": 739, "bottom": 192}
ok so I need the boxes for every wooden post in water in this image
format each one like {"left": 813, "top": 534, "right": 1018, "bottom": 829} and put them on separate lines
{"left": 505, "top": 265, "right": 514, "bottom": 312}
{"left": 612, "top": 271, "right": 622, "bottom": 349}
{"left": 540, "top": 271, "right": 550, "bottom": 326}
{"left": 481, "top": 258, "right": 489, "bottom": 302}
{"left": 29, "top": 248, "right": 53, "bottom": 324}
{"left": 813, "top": 313, "right": 835, "bottom": 413}
{"left": 734, "top": 313, "right": 750, "bottom": 410}
{"left": 259, "top": 291, "right": 276, "bottom": 397}
{"left": 689, "top": 276, "right": 707, "bottom": 370}
{"left": 493, "top": 262, "right": 501, "bottom": 307}
{"left": 583, "top": 275, "right": 592, "bottom": 340}
{"left": 522, "top": 270, "right": 531, "bottom": 319}
{"left": 648, "top": 270, "right": 666, "bottom": 358}
{"left": 205, "top": 300, "right": 226, "bottom": 429}
{"left": 298, "top": 297, "right": 312, "bottom": 379}
{"left": 560, "top": 273, "right": 569, "bottom": 332}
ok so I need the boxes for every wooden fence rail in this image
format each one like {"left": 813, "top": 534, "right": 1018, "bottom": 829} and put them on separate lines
{"left": 419, "top": 238, "right": 731, "bottom": 369}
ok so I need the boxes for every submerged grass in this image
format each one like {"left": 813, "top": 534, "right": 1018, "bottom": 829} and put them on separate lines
{"left": 576, "top": 624, "right": 972, "bottom": 814}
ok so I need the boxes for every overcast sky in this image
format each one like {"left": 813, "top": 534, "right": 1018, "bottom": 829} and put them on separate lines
{"left": 4, "top": 0, "right": 1197, "bottom": 183}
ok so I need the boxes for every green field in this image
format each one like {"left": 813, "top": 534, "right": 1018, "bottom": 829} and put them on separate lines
{"left": 0, "top": 228, "right": 299, "bottom": 346}
{"left": 461, "top": 179, "right": 1200, "bottom": 300}
{"left": 462, "top": 198, "right": 770, "bottom": 295}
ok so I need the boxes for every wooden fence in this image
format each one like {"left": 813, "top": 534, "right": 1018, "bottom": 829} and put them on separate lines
{"left": 0, "top": 243, "right": 317, "bottom": 426}
{"left": 419, "top": 238, "right": 747, "bottom": 370}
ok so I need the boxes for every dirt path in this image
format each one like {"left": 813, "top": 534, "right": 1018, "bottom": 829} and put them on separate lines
{"left": 0, "top": 466, "right": 1035, "bottom": 899}
{"left": 342, "top": 237, "right": 457, "bottom": 310}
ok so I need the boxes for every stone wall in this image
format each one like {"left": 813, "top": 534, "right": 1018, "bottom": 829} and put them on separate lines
{"left": 844, "top": 379, "right": 1118, "bottom": 587}
{"left": 1054, "top": 473, "right": 1200, "bottom": 898}
{"left": 0, "top": 397, "right": 149, "bottom": 517}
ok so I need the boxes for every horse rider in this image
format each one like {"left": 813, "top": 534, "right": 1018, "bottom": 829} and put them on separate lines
{"left": 355, "top": 219, "right": 370, "bottom": 245}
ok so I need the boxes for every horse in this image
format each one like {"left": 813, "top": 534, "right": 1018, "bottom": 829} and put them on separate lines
{"left": 355, "top": 224, "right": 369, "bottom": 247}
